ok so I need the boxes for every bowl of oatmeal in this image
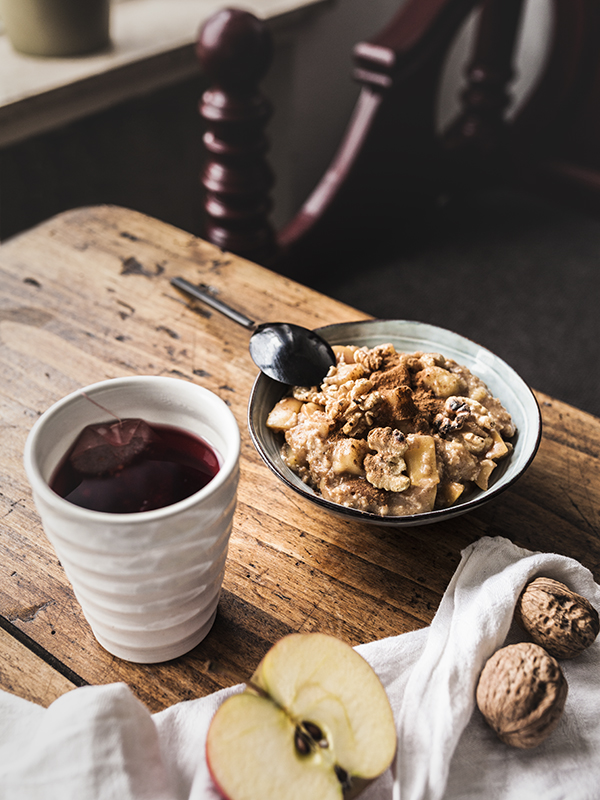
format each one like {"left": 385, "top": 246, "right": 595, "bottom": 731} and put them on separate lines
{"left": 248, "top": 320, "right": 541, "bottom": 526}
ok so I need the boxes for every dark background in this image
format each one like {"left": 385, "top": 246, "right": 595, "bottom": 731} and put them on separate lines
{"left": 0, "top": 76, "right": 206, "bottom": 242}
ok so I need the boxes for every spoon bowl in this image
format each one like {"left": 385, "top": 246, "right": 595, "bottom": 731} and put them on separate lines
{"left": 171, "top": 277, "right": 336, "bottom": 386}
{"left": 249, "top": 322, "right": 338, "bottom": 386}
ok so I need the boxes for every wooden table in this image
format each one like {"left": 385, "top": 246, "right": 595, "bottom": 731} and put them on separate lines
{"left": 1, "top": 205, "right": 599, "bottom": 713}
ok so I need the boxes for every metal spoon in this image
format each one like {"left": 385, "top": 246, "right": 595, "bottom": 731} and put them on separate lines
{"left": 171, "top": 277, "right": 336, "bottom": 386}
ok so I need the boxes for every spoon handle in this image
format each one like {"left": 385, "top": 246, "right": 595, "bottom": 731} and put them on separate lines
{"left": 171, "top": 277, "right": 256, "bottom": 330}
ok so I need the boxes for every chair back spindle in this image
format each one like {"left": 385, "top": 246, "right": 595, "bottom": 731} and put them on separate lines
{"left": 443, "top": 0, "right": 525, "bottom": 176}
{"left": 196, "top": 9, "right": 276, "bottom": 263}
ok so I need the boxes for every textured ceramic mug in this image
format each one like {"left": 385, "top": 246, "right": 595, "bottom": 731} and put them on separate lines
{"left": 24, "top": 376, "right": 240, "bottom": 663}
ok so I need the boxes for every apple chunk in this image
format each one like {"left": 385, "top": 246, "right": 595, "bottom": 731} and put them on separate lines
{"left": 206, "top": 633, "right": 397, "bottom": 800}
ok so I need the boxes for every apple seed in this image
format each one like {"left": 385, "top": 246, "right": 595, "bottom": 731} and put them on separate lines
{"left": 334, "top": 765, "right": 352, "bottom": 792}
{"left": 302, "top": 721, "right": 329, "bottom": 748}
{"left": 294, "top": 727, "right": 313, "bottom": 756}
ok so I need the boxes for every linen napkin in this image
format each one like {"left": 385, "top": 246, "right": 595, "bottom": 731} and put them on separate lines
{"left": 1, "top": 535, "right": 599, "bottom": 800}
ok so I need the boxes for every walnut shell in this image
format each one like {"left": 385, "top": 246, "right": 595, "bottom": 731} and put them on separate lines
{"left": 515, "top": 577, "right": 600, "bottom": 659}
{"left": 476, "top": 642, "right": 568, "bottom": 748}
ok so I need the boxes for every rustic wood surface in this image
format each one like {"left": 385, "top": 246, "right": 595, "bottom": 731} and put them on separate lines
{"left": 1, "top": 205, "right": 599, "bottom": 713}
{"left": 0, "top": 625, "right": 77, "bottom": 707}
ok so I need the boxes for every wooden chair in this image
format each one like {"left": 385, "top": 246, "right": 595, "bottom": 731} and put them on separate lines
{"left": 195, "top": 0, "right": 600, "bottom": 273}
{"left": 195, "top": 0, "right": 600, "bottom": 417}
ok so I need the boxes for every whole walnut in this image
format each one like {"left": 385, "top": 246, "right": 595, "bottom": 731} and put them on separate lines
{"left": 476, "top": 642, "right": 568, "bottom": 748}
{"left": 515, "top": 577, "right": 600, "bottom": 659}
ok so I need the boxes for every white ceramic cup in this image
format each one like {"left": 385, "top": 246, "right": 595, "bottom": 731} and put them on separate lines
{"left": 24, "top": 376, "right": 240, "bottom": 664}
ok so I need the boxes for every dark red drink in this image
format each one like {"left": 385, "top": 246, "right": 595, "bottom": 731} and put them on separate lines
{"left": 50, "top": 422, "right": 220, "bottom": 513}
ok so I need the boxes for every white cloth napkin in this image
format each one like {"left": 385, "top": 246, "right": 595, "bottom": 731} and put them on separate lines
{"left": 1, "top": 535, "right": 599, "bottom": 800}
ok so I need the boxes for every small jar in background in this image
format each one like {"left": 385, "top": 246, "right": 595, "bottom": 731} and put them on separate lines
{"left": 0, "top": 0, "right": 110, "bottom": 57}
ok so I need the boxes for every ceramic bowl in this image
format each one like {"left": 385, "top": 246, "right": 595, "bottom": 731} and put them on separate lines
{"left": 248, "top": 319, "right": 542, "bottom": 527}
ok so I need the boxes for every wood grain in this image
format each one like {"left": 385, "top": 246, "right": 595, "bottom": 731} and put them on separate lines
{"left": 0, "top": 625, "right": 78, "bottom": 707}
{"left": 1, "top": 205, "right": 600, "bottom": 713}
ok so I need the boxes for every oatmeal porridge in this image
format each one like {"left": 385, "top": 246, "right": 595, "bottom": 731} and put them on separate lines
{"left": 266, "top": 343, "right": 515, "bottom": 516}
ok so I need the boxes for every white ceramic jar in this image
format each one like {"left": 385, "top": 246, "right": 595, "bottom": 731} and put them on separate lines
{"left": 24, "top": 376, "right": 240, "bottom": 664}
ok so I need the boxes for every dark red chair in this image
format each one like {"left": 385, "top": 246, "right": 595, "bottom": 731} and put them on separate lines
{"left": 195, "top": 0, "right": 600, "bottom": 270}
{"left": 194, "top": 1, "right": 600, "bottom": 417}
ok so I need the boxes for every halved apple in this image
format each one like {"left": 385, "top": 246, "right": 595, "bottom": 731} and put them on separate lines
{"left": 206, "top": 633, "right": 397, "bottom": 800}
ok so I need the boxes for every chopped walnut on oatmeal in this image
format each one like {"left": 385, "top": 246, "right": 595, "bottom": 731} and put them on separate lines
{"left": 266, "top": 344, "right": 515, "bottom": 517}
{"left": 364, "top": 427, "right": 410, "bottom": 492}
